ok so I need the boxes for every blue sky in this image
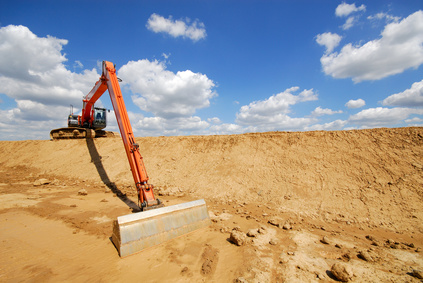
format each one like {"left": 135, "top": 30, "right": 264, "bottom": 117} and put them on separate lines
{"left": 0, "top": 0, "right": 422, "bottom": 140}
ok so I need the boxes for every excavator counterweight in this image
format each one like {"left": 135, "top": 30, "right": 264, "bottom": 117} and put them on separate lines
{"left": 51, "top": 61, "right": 210, "bottom": 257}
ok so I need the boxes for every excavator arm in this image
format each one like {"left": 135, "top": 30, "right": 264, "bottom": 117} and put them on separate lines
{"left": 90, "top": 61, "right": 160, "bottom": 209}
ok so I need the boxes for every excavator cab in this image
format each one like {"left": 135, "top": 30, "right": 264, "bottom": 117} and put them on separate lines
{"left": 93, "top": 107, "right": 106, "bottom": 129}
{"left": 65, "top": 107, "right": 107, "bottom": 131}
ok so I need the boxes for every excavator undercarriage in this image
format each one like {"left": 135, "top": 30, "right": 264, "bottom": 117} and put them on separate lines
{"left": 50, "top": 128, "right": 115, "bottom": 139}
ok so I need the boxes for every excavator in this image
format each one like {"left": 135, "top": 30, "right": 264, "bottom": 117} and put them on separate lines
{"left": 50, "top": 98, "right": 116, "bottom": 139}
{"left": 51, "top": 61, "right": 210, "bottom": 257}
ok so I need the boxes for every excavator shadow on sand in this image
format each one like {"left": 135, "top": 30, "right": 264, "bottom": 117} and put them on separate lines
{"left": 85, "top": 138, "right": 140, "bottom": 212}
{"left": 51, "top": 61, "right": 211, "bottom": 257}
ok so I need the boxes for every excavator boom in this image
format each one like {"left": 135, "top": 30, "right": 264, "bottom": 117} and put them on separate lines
{"left": 89, "top": 61, "right": 158, "bottom": 208}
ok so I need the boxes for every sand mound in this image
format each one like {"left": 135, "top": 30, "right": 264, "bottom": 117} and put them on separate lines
{"left": 0, "top": 127, "right": 422, "bottom": 281}
{"left": 1, "top": 127, "right": 422, "bottom": 231}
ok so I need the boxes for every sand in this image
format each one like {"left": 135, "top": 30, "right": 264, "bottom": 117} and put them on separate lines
{"left": 0, "top": 127, "right": 422, "bottom": 282}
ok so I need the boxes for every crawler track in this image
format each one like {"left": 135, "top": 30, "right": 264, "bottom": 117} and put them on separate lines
{"left": 50, "top": 128, "right": 115, "bottom": 139}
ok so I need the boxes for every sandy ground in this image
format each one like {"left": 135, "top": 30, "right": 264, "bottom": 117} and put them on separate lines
{"left": 0, "top": 127, "right": 422, "bottom": 282}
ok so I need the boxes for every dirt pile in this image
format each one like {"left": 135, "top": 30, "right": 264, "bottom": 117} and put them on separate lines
{"left": 0, "top": 127, "right": 422, "bottom": 282}
{"left": 1, "top": 127, "right": 422, "bottom": 231}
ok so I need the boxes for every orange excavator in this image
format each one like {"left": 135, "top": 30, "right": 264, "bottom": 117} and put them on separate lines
{"left": 51, "top": 61, "right": 210, "bottom": 257}
{"left": 50, "top": 101, "right": 113, "bottom": 138}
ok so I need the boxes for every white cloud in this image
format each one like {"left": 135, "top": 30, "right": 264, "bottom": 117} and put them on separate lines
{"left": 368, "top": 12, "right": 401, "bottom": 23}
{"left": 209, "top": 123, "right": 245, "bottom": 135}
{"left": 239, "top": 87, "right": 317, "bottom": 117}
{"left": 0, "top": 99, "right": 76, "bottom": 140}
{"left": 0, "top": 25, "right": 67, "bottom": 77}
{"left": 316, "top": 32, "right": 342, "bottom": 53}
{"left": 0, "top": 25, "right": 101, "bottom": 140}
{"left": 74, "top": 60, "right": 83, "bottom": 69}
{"left": 342, "top": 16, "right": 356, "bottom": 30}
{"left": 132, "top": 116, "right": 210, "bottom": 136}
{"left": 146, "top": 13, "right": 206, "bottom": 42}
{"left": 235, "top": 87, "right": 318, "bottom": 131}
{"left": 321, "top": 11, "right": 423, "bottom": 82}
{"left": 335, "top": 2, "right": 366, "bottom": 17}
{"left": 382, "top": 79, "right": 423, "bottom": 107}
{"left": 11, "top": 100, "right": 68, "bottom": 121}
{"left": 116, "top": 59, "right": 217, "bottom": 136}
{"left": 0, "top": 25, "right": 99, "bottom": 106}
{"left": 405, "top": 117, "right": 422, "bottom": 123}
{"left": 345, "top": 98, "right": 365, "bottom": 109}
{"left": 311, "top": 106, "right": 343, "bottom": 116}
{"left": 0, "top": 111, "right": 65, "bottom": 140}
{"left": 348, "top": 107, "right": 423, "bottom": 128}
{"left": 336, "top": 2, "right": 366, "bottom": 29}
{"left": 207, "top": 117, "right": 221, "bottom": 124}
{"left": 162, "top": 53, "right": 171, "bottom": 59}
{"left": 118, "top": 59, "right": 216, "bottom": 119}
{"left": 305, "top": 119, "right": 348, "bottom": 131}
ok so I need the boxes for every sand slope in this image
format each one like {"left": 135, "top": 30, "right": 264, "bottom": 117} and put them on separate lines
{"left": 0, "top": 127, "right": 422, "bottom": 282}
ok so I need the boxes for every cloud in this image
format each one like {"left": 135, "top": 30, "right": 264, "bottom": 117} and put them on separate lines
{"left": 207, "top": 117, "right": 221, "bottom": 124}
{"left": 311, "top": 106, "right": 343, "bottom": 117}
{"left": 382, "top": 79, "right": 423, "bottom": 107}
{"left": 0, "top": 25, "right": 100, "bottom": 106}
{"left": 335, "top": 2, "right": 366, "bottom": 17}
{"left": 116, "top": 59, "right": 217, "bottom": 136}
{"left": 342, "top": 16, "right": 356, "bottom": 30}
{"left": 118, "top": 59, "right": 216, "bottom": 119}
{"left": 345, "top": 98, "right": 365, "bottom": 109}
{"left": 0, "top": 110, "right": 65, "bottom": 140}
{"left": 0, "top": 25, "right": 101, "bottom": 140}
{"left": 335, "top": 2, "right": 366, "bottom": 29}
{"left": 320, "top": 11, "right": 423, "bottom": 82}
{"left": 146, "top": 13, "right": 206, "bottom": 42}
{"left": 405, "top": 117, "right": 422, "bottom": 124}
{"left": 209, "top": 123, "right": 245, "bottom": 135}
{"left": 235, "top": 87, "right": 318, "bottom": 131}
{"left": 305, "top": 119, "right": 348, "bottom": 131}
{"left": 348, "top": 107, "right": 423, "bottom": 128}
{"left": 74, "top": 60, "right": 83, "bottom": 69}
{"left": 162, "top": 53, "right": 171, "bottom": 59}
{"left": 368, "top": 12, "right": 401, "bottom": 23}
{"left": 132, "top": 116, "right": 210, "bottom": 136}
{"left": 0, "top": 25, "right": 67, "bottom": 78}
{"left": 316, "top": 32, "right": 342, "bottom": 53}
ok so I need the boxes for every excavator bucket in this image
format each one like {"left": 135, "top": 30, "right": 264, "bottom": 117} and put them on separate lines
{"left": 112, "top": 199, "right": 211, "bottom": 257}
